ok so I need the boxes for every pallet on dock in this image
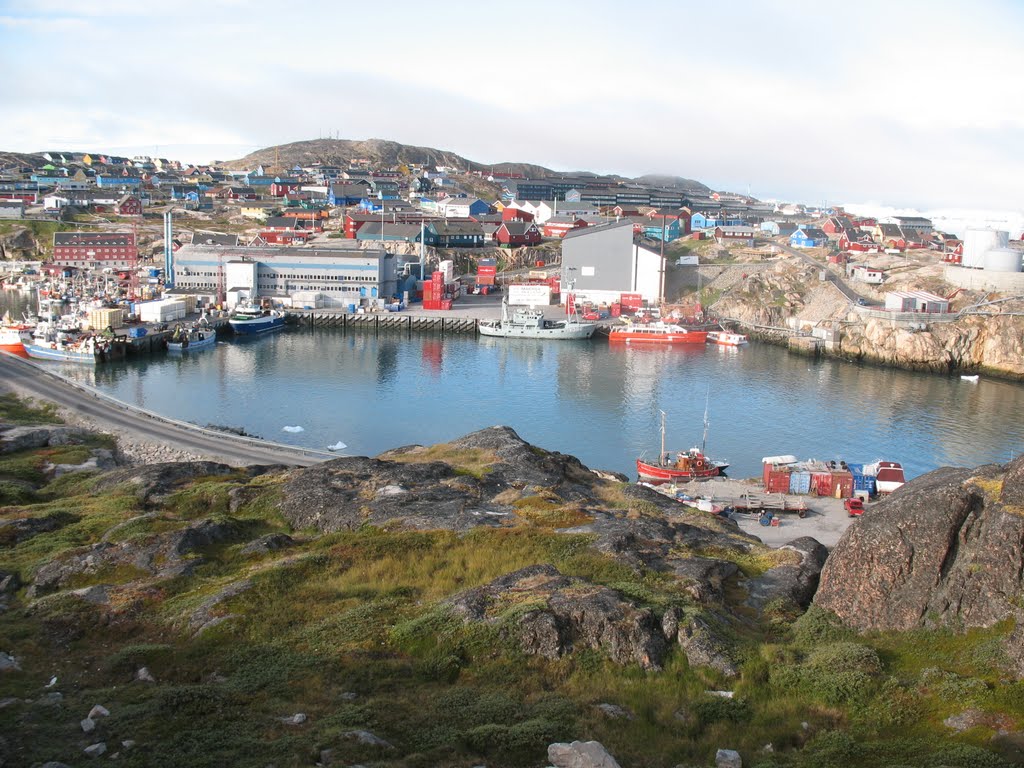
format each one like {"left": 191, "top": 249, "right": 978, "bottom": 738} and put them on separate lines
{"left": 706, "top": 491, "right": 809, "bottom": 516}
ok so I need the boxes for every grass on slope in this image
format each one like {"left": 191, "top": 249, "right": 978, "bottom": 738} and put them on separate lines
{"left": 0, "top": 436, "right": 1020, "bottom": 767}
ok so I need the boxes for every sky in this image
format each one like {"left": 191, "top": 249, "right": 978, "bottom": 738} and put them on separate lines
{"left": 1, "top": 0, "right": 1023, "bottom": 212}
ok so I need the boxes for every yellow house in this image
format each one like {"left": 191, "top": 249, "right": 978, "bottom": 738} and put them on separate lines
{"left": 238, "top": 202, "right": 275, "bottom": 221}
{"left": 82, "top": 154, "right": 94, "bottom": 166}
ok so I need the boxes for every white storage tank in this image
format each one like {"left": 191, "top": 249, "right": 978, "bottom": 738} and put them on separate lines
{"left": 962, "top": 228, "right": 1009, "bottom": 268}
{"left": 983, "top": 247, "right": 1022, "bottom": 272}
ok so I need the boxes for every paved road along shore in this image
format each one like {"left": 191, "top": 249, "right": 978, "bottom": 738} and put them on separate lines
{"left": 0, "top": 353, "right": 334, "bottom": 467}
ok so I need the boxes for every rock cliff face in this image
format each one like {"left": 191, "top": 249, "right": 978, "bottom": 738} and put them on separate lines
{"left": 838, "top": 314, "right": 1024, "bottom": 377}
{"left": 815, "top": 458, "right": 1024, "bottom": 636}
{"left": 707, "top": 256, "right": 1024, "bottom": 379}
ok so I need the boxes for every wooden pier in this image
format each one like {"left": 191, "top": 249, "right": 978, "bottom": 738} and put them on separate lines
{"left": 294, "top": 311, "right": 479, "bottom": 335}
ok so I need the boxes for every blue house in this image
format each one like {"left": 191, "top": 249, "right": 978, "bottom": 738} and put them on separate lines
{"left": 691, "top": 212, "right": 723, "bottom": 230}
{"left": 328, "top": 183, "right": 369, "bottom": 206}
{"left": 370, "top": 179, "right": 401, "bottom": 200}
{"left": 789, "top": 226, "right": 828, "bottom": 248}
{"left": 642, "top": 218, "right": 681, "bottom": 242}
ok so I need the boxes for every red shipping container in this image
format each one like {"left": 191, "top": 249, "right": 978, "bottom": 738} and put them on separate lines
{"left": 766, "top": 470, "right": 791, "bottom": 494}
{"left": 535, "top": 259, "right": 545, "bottom": 267}
{"left": 811, "top": 472, "right": 834, "bottom": 497}
{"left": 422, "top": 300, "right": 441, "bottom": 310}
{"left": 831, "top": 471, "right": 854, "bottom": 499}
{"left": 440, "top": 299, "right": 452, "bottom": 310}
{"left": 478, "top": 266, "right": 497, "bottom": 278}
{"left": 610, "top": 303, "right": 621, "bottom": 317}
{"left": 477, "top": 275, "right": 495, "bottom": 286}
{"left": 763, "top": 463, "right": 790, "bottom": 492}
{"left": 620, "top": 293, "right": 643, "bottom": 310}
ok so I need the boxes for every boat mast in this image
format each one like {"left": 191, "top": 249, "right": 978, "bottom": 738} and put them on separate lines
{"left": 660, "top": 410, "right": 666, "bottom": 461}
{"left": 701, "top": 387, "right": 710, "bottom": 454}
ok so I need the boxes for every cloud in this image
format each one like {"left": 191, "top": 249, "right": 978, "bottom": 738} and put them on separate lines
{"left": 0, "top": 0, "right": 1022, "bottom": 209}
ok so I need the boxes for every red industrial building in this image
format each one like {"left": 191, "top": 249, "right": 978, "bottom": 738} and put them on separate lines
{"left": 52, "top": 232, "right": 138, "bottom": 269}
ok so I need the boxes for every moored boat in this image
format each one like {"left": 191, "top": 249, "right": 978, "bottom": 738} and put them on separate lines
{"left": 478, "top": 295, "right": 596, "bottom": 340}
{"left": 166, "top": 325, "right": 217, "bottom": 352}
{"left": 866, "top": 460, "right": 906, "bottom": 495}
{"left": 636, "top": 407, "right": 728, "bottom": 483}
{"left": 23, "top": 334, "right": 125, "bottom": 364}
{"left": 0, "top": 313, "right": 33, "bottom": 358}
{"left": 706, "top": 330, "right": 748, "bottom": 346}
{"left": 609, "top": 320, "right": 707, "bottom": 345}
{"left": 228, "top": 304, "right": 286, "bottom": 335}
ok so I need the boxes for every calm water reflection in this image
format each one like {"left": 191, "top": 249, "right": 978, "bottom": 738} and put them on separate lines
{"left": 36, "top": 322, "right": 1024, "bottom": 480}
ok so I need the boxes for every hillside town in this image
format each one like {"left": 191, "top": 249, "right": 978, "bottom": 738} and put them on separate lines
{"left": 2, "top": 143, "right": 1024, "bottom": 370}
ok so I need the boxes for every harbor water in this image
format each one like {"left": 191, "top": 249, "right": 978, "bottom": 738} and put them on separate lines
{"left": 5, "top": 287, "right": 1022, "bottom": 481}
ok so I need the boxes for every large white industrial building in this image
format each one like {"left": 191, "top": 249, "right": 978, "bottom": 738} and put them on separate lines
{"left": 171, "top": 244, "right": 398, "bottom": 309}
{"left": 560, "top": 221, "right": 665, "bottom": 305}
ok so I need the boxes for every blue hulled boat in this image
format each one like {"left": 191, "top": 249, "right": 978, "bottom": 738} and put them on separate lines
{"left": 228, "top": 304, "right": 286, "bottom": 335}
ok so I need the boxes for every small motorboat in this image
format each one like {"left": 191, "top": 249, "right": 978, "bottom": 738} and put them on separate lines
{"left": 960, "top": 375, "right": 979, "bottom": 382}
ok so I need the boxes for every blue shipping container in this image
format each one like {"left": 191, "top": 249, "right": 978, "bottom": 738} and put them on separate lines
{"left": 847, "top": 462, "right": 865, "bottom": 475}
{"left": 789, "top": 471, "right": 811, "bottom": 495}
{"left": 127, "top": 327, "right": 147, "bottom": 338}
{"left": 851, "top": 472, "right": 876, "bottom": 494}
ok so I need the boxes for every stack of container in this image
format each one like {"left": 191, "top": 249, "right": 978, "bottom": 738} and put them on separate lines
{"left": 846, "top": 463, "right": 877, "bottom": 497}
{"left": 477, "top": 258, "right": 497, "bottom": 287}
{"left": 422, "top": 271, "right": 445, "bottom": 310}
{"left": 85, "top": 307, "right": 125, "bottom": 331}
{"left": 138, "top": 299, "right": 186, "bottom": 323}
{"left": 765, "top": 456, "right": 856, "bottom": 499}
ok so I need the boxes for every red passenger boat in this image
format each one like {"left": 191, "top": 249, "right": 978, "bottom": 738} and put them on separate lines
{"left": 608, "top": 320, "right": 707, "bottom": 345}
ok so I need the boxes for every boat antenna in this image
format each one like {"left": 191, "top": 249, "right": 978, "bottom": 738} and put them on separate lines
{"left": 660, "top": 410, "right": 666, "bottom": 462}
{"left": 701, "top": 386, "right": 710, "bottom": 454}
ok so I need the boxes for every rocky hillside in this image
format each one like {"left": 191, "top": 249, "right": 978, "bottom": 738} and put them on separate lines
{"left": 223, "top": 138, "right": 555, "bottom": 178}
{"left": 702, "top": 254, "right": 1024, "bottom": 379}
{"left": 2, "top": 395, "right": 1021, "bottom": 767}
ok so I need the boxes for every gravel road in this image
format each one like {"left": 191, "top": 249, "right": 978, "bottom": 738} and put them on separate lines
{"left": 0, "top": 352, "right": 332, "bottom": 468}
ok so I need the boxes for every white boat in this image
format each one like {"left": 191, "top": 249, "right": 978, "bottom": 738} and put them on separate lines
{"left": 166, "top": 325, "right": 217, "bottom": 352}
{"left": 478, "top": 297, "right": 596, "bottom": 340}
{"left": 706, "top": 330, "right": 748, "bottom": 346}
{"left": 960, "top": 375, "right": 979, "bottom": 382}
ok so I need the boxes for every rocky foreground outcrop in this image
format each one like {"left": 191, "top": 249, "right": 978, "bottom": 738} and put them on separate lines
{"left": 815, "top": 457, "right": 1024, "bottom": 663}
{"left": 7, "top": 423, "right": 830, "bottom": 676}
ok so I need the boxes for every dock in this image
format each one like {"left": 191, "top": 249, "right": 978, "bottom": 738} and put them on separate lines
{"left": 293, "top": 310, "right": 479, "bottom": 334}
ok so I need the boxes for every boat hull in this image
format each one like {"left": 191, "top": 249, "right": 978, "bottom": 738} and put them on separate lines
{"left": 636, "top": 458, "right": 724, "bottom": 482}
{"left": 167, "top": 332, "right": 217, "bottom": 352}
{"left": 0, "top": 343, "right": 29, "bottom": 359}
{"left": 706, "top": 331, "right": 748, "bottom": 346}
{"left": 23, "top": 342, "right": 103, "bottom": 364}
{"left": 479, "top": 322, "right": 596, "bottom": 340}
{"left": 229, "top": 316, "right": 285, "bottom": 335}
{"left": 609, "top": 329, "right": 708, "bottom": 344}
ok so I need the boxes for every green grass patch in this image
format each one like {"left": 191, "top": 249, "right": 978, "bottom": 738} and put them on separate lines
{"left": 387, "top": 444, "right": 497, "bottom": 478}
{"left": 0, "top": 393, "right": 63, "bottom": 424}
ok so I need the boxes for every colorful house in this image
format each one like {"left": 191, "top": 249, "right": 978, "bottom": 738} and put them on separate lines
{"left": 494, "top": 221, "right": 542, "bottom": 247}
{"left": 789, "top": 227, "right": 828, "bottom": 248}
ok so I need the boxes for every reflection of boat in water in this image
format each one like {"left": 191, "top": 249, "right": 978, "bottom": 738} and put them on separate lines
{"left": 960, "top": 374, "right": 979, "bottom": 382}
{"left": 706, "top": 330, "right": 748, "bottom": 346}
{"left": 167, "top": 325, "right": 217, "bottom": 352}
{"left": 478, "top": 296, "right": 596, "bottom": 340}
{"left": 228, "top": 304, "right": 286, "bottom": 335}
{"left": 636, "top": 406, "right": 728, "bottom": 483}
{"left": 609, "top": 319, "right": 707, "bottom": 345}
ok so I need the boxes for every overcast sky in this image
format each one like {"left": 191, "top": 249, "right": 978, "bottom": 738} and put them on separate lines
{"left": 1, "top": 0, "right": 1022, "bottom": 210}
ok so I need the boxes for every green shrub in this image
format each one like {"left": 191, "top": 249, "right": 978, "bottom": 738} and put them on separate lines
{"left": 465, "top": 722, "right": 508, "bottom": 753}
{"left": 804, "top": 730, "right": 862, "bottom": 767}
{"left": 924, "top": 743, "right": 1008, "bottom": 767}
{"left": 692, "top": 696, "right": 751, "bottom": 726}
{"left": 790, "top": 606, "right": 853, "bottom": 646}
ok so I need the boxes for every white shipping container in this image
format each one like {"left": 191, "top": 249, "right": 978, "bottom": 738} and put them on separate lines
{"left": 508, "top": 284, "right": 551, "bottom": 306}
{"left": 138, "top": 300, "right": 186, "bottom": 322}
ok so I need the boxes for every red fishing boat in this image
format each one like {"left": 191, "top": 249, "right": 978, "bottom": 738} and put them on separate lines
{"left": 636, "top": 407, "right": 728, "bottom": 483}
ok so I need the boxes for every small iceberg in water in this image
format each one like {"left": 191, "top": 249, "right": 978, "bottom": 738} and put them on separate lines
{"left": 282, "top": 425, "right": 305, "bottom": 433}
{"left": 960, "top": 375, "right": 979, "bottom": 383}
{"left": 327, "top": 441, "right": 347, "bottom": 451}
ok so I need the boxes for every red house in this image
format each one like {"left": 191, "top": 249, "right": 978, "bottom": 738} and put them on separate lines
{"left": 501, "top": 207, "right": 534, "bottom": 223}
{"left": 823, "top": 216, "right": 856, "bottom": 235}
{"left": 542, "top": 216, "right": 589, "bottom": 238}
{"left": 494, "top": 221, "right": 541, "bottom": 247}
{"left": 114, "top": 194, "right": 142, "bottom": 216}
{"left": 269, "top": 181, "right": 300, "bottom": 197}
